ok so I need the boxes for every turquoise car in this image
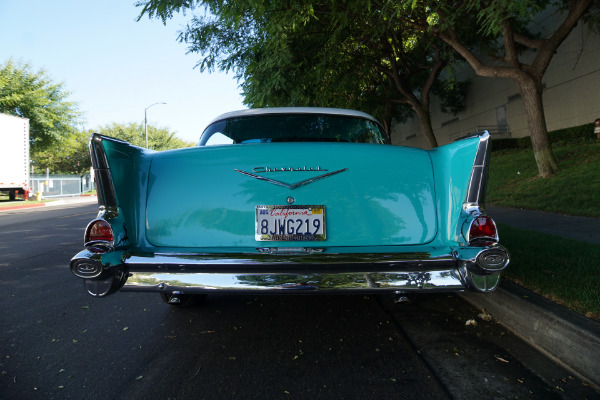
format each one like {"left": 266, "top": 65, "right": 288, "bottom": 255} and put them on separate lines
{"left": 71, "top": 108, "right": 509, "bottom": 304}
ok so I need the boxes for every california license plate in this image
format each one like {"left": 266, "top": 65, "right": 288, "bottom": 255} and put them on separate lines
{"left": 255, "top": 205, "right": 326, "bottom": 241}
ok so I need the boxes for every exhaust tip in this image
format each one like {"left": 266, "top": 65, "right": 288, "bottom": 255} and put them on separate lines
{"left": 83, "top": 270, "right": 126, "bottom": 297}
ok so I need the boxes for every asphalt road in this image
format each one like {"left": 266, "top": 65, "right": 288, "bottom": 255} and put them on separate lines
{"left": 0, "top": 203, "right": 596, "bottom": 400}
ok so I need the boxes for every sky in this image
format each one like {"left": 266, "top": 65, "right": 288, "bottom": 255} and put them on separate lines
{"left": 0, "top": 0, "right": 246, "bottom": 144}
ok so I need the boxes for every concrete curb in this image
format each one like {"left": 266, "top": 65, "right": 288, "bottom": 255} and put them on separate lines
{"left": 460, "top": 280, "right": 600, "bottom": 389}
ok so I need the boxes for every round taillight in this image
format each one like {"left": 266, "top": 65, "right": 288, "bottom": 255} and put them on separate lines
{"left": 469, "top": 216, "right": 497, "bottom": 242}
{"left": 85, "top": 219, "right": 114, "bottom": 244}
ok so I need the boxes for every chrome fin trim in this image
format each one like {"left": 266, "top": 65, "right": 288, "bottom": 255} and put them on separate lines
{"left": 463, "top": 131, "right": 491, "bottom": 213}
{"left": 89, "top": 134, "right": 123, "bottom": 209}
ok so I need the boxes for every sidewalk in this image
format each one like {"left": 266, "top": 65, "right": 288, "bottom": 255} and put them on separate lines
{"left": 461, "top": 205, "right": 600, "bottom": 389}
{"left": 0, "top": 195, "right": 97, "bottom": 212}
{"left": 487, "top": 205, "right": 600, "bottom": 244}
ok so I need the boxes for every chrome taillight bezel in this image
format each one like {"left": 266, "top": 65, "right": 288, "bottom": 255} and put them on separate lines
{"left": 467, "top": 215, "right": 499, "bottom": 246}
{"left": 84, "top": 219, "right": 114, "bottom": 252}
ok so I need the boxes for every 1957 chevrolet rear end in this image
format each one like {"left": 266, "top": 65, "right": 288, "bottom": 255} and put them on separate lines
{"left": 70, "top": 108, "right": 509, "bottom": 304}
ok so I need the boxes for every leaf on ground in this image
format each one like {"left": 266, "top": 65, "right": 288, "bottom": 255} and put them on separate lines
{"left": 495, "top": 355, "right": 509, "bottom": 363}
{"left": 478, "top": 311, "right": 493, "bottom": 321}
{"left": 465, "top": 319, "right": 477, "bottom": 326}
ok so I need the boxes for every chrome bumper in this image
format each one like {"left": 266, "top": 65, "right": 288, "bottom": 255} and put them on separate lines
{"left": 70, "top": 246, "right": 509, "bottom": 297}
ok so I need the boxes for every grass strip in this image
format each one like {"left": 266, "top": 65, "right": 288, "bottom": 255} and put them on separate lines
{"left": 487, "top": 142, "right": 600, "bottom": 217}
{"left": 498, "top": 223, "right": 600, "bottom": 321}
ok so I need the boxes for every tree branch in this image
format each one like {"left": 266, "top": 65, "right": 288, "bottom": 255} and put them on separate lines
{"left": 531, "top": 0, "right": 593, "bottom": 76}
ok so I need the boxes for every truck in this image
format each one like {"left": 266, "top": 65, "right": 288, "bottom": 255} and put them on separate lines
{"left": 0, "top": 113, "right": 30, "bottom": 200}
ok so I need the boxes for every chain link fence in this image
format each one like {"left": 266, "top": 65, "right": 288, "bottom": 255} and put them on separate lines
{"left": 30, "top": 174, "right": 95, "bottom": 198}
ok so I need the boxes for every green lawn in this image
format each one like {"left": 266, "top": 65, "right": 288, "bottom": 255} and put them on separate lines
{"left": 487, "top": 140, "right": 600, "bottom": 321}
{"left": 487, "top": 142, "right": 600, "bottom": 217}
{"left": 498, "top": 224, "right": 600, "bottom": 321}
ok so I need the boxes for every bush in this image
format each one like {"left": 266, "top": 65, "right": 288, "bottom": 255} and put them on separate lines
{"left": 491, "top": 123, "right": 597, "bottom": 152}
{"left": 548, "top": 123, "right": 595, "bottom": 144}
{"left": 490, "top": 137, "right": 531, "bottom": 152}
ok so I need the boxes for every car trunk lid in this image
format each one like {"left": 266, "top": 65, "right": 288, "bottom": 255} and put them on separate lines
{"left": 145, "top": 143, "right": 437, "bottom": 248}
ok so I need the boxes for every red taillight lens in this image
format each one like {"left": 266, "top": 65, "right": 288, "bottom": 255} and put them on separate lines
{"left": 85, "top": 220, "right": 114, "bottom": 244}
{"left": 469, "top": 216, "right": 497, "bottom": 241}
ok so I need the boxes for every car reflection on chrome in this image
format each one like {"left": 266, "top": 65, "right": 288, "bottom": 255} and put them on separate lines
{"left": 71, "top": 107, "right": 509, "bottom": 305}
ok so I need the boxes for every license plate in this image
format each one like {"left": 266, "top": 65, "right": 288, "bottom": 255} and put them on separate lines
{"left": 255, "top": 205, "right": 326, "bottom": 241}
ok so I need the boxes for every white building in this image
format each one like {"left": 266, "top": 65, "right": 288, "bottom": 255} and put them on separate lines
{"left": 391, "top": 15, "right": 600, "bottom": 148}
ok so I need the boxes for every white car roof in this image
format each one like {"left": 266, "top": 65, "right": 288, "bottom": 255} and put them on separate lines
{"left": 207, "top": 107, "right": 380, "bottom": 125}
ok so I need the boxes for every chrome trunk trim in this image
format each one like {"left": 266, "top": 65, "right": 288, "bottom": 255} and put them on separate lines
{"left": 234, "top": 168, "right": 348, "bottom": 190}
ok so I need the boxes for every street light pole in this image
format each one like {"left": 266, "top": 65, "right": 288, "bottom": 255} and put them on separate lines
{"left": 144, "top": 102, "right": 167, "bottom": 148}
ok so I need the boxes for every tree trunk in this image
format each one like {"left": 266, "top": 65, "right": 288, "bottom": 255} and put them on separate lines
{"left": 515, "top": 74, "right": 558, "bottom": 177}
{"left": 415, "top": 107, "right": 438, "bottom": 149}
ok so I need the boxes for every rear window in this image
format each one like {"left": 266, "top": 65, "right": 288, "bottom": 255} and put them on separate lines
{"left": 199, "top": 114, "right": 389, "bottom": 146}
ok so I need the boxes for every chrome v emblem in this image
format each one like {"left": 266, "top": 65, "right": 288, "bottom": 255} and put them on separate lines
{"left": 234, "top": 168, "right": 348, "bottom": 190}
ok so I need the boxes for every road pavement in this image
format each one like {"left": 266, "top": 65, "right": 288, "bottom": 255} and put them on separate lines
{"left": 2, "top": 201, "right": 596, "bottom": 399}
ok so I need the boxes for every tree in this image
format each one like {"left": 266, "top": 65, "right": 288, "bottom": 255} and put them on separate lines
{"left": 0, "top": 59, "right": 81, "bottom": 152}
{"left": 92, "top": 122, "right": 195, "bottom": 150}
{"left": 33, "top": 130, "right": 92, "bottom": 176}
{"left": 32, "top": 123, "right": 193, "bottom": 175}
{"left": 136, "top": 0, "right": 467, "bottom": 148}
{"left": 406, "top": 0, "right": 598, "bottom": 177}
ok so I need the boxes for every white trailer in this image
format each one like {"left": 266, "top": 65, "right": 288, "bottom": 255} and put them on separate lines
{"left": 0, "top": 113, "right": 30, "bottom": 200}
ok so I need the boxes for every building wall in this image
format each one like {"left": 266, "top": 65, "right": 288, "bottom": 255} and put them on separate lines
{"left": 391, "top": 19, "right": 600, "bottom": 147}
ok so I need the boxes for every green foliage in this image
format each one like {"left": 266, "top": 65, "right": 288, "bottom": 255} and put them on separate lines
{"left": 136, "top": 0, "right": 468, "bottom": 140}
{"left": 30, "top": 123, "right": 193, "bottom": 175}
{"left": 0, "top": 59, "right": 81, "bottom": 151}
{"left": 92, "top": 122, "right": 195, "bottom": 150}
{"left": 135, "top": 0, "right": 202, "bottom": 24}
{"left": 32, "top": 130, "right": 92, "bottom": 176}
{"left": 433, "top": 78, "right": 470, "bottom": 115}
